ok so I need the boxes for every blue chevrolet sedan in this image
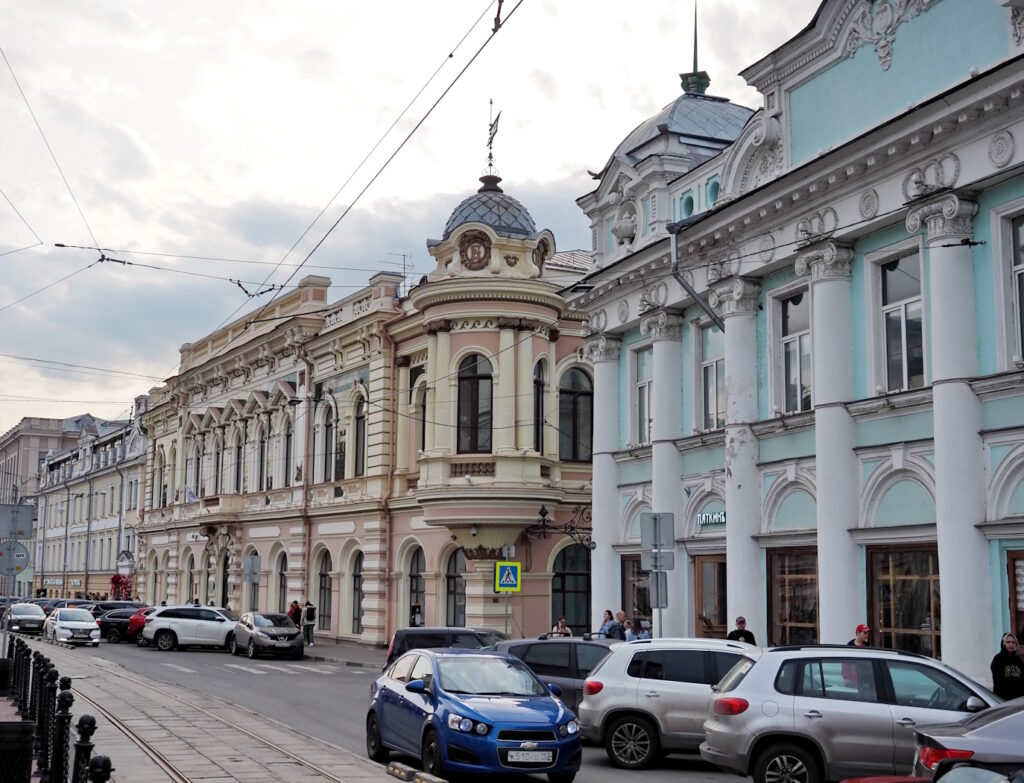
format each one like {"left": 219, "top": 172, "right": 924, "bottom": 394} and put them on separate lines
{"left": 367, "top": 647, "right": 582, "bottom": 782}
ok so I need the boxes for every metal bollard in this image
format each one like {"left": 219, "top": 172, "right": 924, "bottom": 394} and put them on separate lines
{"left": 33, "top": 655, "right": 51, "bottom": 756}
{"left": 71, "top": 715, "right": 96, "bottom": 783}
{"left": 50, "top": 684, "right": 75, "bottom": 783}
{"left": 87, "top": 755, "right": 113, "bottom": 783}
{"left": 36, "top": 665, "right": 58, "bottom": 782}
{"left": 17, "top": 639, "right": 31, "bottom": 715}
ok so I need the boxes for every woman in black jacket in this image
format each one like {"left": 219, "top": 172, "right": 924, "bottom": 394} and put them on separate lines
{"left": 990, "top": 632, "right": 1024, "bottom": 700}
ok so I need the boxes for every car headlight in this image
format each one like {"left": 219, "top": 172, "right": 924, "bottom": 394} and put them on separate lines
{"left": 90, "top": 630, "right": 100, "bottom": 637}
{"left": 558, "top": 720, "right": 579, "bottom": 737}
{"left": 10, "top": 625, "right": 19, "bottom": 631}
{"left": 254, "top": 630, "right": 269, "bottom": 638}
{"left": 448, "top": 715, "right": 489, "bottom": 734}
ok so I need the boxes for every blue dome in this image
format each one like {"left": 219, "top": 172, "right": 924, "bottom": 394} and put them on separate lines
{"left": 442, "top": 175, "right": 537, "bottom": 240}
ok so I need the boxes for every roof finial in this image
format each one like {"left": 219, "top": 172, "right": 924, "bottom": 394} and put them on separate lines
{"left": 480, "top": 99, "right": 504, "bottom": 192}
{"left": 680, "top": 0, "right": 710, "bottom": 95}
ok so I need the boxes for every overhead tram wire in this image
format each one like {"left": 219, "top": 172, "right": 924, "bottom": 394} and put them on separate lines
{"left": 0, "top": 183, "right": 43, "bottom": 243}
{"left": 0, "top": 257, "right": 103, "bottom": 314}
{"left": 0, "top": 353, "right": 164, "bottom": 382}
{"left": 1, "top": 45, "right": 101, "bottom": 251}
{"left": 0, "top": 242, "right": 43, "bottom": 258}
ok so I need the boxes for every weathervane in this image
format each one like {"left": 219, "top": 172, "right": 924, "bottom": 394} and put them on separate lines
{"left": 487, "top": 98, "right": 501, "bottom": 175}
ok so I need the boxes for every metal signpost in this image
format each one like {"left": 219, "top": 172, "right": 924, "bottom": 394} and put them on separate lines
{"left": 494, "top": 549, "right": 521, "bottom": 636}
{"left": 639, "top": 511, "right": 674, "bottom": 638}
{"left": 0, "top": 540, "right": 30, "bottom": 653}
{"left": 0, "top": 503, "right": 33, "bottom": 540}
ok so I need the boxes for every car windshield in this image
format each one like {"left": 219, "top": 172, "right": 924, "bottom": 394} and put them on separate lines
{"left": 13, "top": 605, "right": 44, "bottom": 616}
{"left": 58, "top": 609, "right": 94, "bottom": 623}
{"left": 438, "top": 655, "right": 548, "bottom": 696}
{"left": 475, "top": 630, "right": 509, "bottom": 646}
{"left": 255, "top": 614, "right": 293, "bottom": 628}
{"left": 219, "top": 609, "right": 240, "bottom": 622}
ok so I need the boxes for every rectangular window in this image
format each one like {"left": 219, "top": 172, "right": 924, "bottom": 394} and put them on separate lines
{"left": 768, "top": 548, "right": 818, "bottom": 645}
{"left": 634, "top": 346, "right": 653, "bottom": 445}
{"left": 605, "top": 218, "right": 615, "bottom": 257}
{"left": 880, "top": 253, "right": 924, "bottom": 391}
{"left": 868, "top": 546, "right": 940, "bottom": 657}
{"left": 781, "top": 292, "right": 812, "bottom": 412}
{"left": 702, "top": 325, "right": 725, "bottom": 430}
{"left": 1013, "top": 217, "right": 1024, "bottom": 358}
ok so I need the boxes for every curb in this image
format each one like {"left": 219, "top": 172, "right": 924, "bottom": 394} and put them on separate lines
{"left": 303, "top": 651, "right": 379, "bottom": 668}
{"left": 386, "top": 761, "right": 447, "bottom": 783}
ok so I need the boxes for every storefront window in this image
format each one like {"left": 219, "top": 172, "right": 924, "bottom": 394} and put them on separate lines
{"left": 1010, "top": 551, "right": 1024, "bottom": 640}
{"left": 620, "top": 555, "right": 651, "bottom": 627}
{"left": 551, "top": 544, "right": 591, "bottom": 636}
{"left": 869, "top": 546, "right": 940, "bottom": 656}
{"left": 768, "top": 548, "right": 818, "bottom": 645}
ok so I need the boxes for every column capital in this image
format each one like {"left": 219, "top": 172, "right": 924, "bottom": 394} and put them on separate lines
{"left": 906, "top": 193, "right": 978, "bottom": 243}
{"left": 795, "top": 241, "right": 854, "bottom": 282}
{"left": 582, "top": 333, "right": 621, "bottom": 363}
{"left": 639, "top": 310, "right": 682, "bottom": 342}
{"left": 424, "top": 319, "right": 451, "bottom": 335}
{"left": 709, "top": 278, "right": 761, "bottom": 318}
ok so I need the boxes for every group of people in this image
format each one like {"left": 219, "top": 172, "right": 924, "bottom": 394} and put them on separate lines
{"left": 287, "top": 599, "right": 317, "bottom": 645}
{"left": 591, "top": 609, "right": 650, "bottom": 641}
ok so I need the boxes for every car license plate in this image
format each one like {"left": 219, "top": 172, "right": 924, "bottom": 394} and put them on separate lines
{"left": 276, "top": 641, "right": 291, "bottom": 646}
{"left": 507, "top": 750, "right": 552, "bottom": 763}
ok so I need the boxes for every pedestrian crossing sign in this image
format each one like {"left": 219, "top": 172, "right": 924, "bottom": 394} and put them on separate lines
{"left": 494, "top": 561, "right": 521, "bottom": 593}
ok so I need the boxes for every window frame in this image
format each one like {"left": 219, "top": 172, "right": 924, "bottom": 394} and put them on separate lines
{"left": 445, "top": 549, "right": 466, "bottom": 627}
{"left": 697, "top": 322, "right": 725, "bottom": 431}
{"left": 456, "top": 354, "right": 493, "bottom": 454}
{"left": 991, "top": 199, "right": 1024, "bottom": 370}
{"left": 351, "top": 551, "right": 364, "bottom": 634}
{"left": 533, "top": 362, "right": 545, "bottom": 454}
{"left": 631, "top": 344, "right": 653, "bottom": 446}
{"left": 317, "top": 550, "right": 332, "bottom": 631}
{"left": 558, "top": 367, "right": 593, "bottom": 462}
{"left": 769, "top": 282, "right": 813, "bottom": 415}
{"left": 354, "top": 398, "right": 366, "bottom": 477}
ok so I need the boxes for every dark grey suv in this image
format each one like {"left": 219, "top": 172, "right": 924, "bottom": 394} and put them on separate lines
{"left": 384, "top": 627, "right": 508, "bottom": 669}
{"left": 495, "top": 636, "right": 614, "bottom": 711}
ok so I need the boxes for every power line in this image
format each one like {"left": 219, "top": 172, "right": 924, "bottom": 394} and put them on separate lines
{"left": 0, "top": 242, "right": 43, "bottom": 258}
{"left": 0, "top": 184, "right": 42, "bottom": 242}
{"left": 0, "top": 257, "right": 102, "bottom": 314}
{"left": 0, "top": 45, "right": 100, "bottom": 249}
{"left": 0, "top": 353, "right": 164, "bottom": 381}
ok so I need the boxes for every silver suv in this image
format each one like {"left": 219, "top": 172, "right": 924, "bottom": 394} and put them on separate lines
{"left": 578, "top": 638, "right": 754, "bottom": 769}
{"left": 701, "top": 645, "right": 999, "bottom": 783}
{"left": 142, "top": 605, "right": 240, "bottom": 651}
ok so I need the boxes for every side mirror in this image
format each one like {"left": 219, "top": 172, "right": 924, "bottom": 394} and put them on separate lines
{"left": 406, "top": 679, "right": 427, "bottom": 694}
{"left": 965, "top": 696, "right": 987, "bottom": 713}
{"left": 216, "top": 617, "right": 225, "bottom": 622}
{"left": 548, "top": 683, "right": 562, "bottom": 697}
{"left": 582, "top": 633, "right": 593, "bottom": 641}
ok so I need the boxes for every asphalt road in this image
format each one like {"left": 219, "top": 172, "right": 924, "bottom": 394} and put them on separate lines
{"left": 73, "top": 639, "right": 740, "bottom": 783}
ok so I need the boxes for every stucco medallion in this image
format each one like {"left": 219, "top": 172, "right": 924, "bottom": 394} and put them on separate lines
{"left": 617, "top": 299, "right": 629, "bottom": 324}
{"left": 859, "top": 189, "right": 880, "bottom": 220}
{"left": 458, "top": 230, "right": 491, "bottom": 271}
{"left": 758, "top": 232, "right": 776, "bottom": 262}
{"left": 989, "top": 130, "right": 1015, "bottom": 169}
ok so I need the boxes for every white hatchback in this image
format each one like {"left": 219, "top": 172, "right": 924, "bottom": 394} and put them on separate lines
{"left": 43, "top": 607, "right": 101, "bottom": 646}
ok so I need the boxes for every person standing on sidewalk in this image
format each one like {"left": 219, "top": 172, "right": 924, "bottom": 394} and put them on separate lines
{"left": 303, "top": 600, "right": 316, "bottom": 646}
{"left": 288, "top": 600, "right": 302, "bottom": 627}
{"left": 990, "top": 632, "right": 1024, "bottom": 700}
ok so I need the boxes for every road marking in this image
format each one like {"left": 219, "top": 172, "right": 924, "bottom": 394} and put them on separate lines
{"left": 254, "top": 663, "right": 297, "bottom": 674}
{"left": 223, "top": 663, "right": 264, "bottom": 674}
{"left": 161, "top": 663, "right": 197, "bottom": 674}
{"left": 290, "top": 664, "right": 333, "bottom": 673}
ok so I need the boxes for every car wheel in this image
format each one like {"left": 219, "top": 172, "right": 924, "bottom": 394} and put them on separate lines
{"left": 421, "top": 727, "right": 444, "bottom": 777}
{"left": 107, "top": 627, "right": 121, "bottom": 644}
{"left": 605, "top": 714, "right": 659, "bottom": 769}
{"left": 155, "top": 631, "right": 177, "bottom": 651}
{"left": 247, "top": 640, "right": 259, "bottom": 659}
{"left": 136, "top": 632, "right": 148, "bottom": 647}
{"left": 754, "top": 743, "right": 821, "bottom": 783}
{"left": 229, "top": 636, "right": 239, "bottom": 655}
{"left": 224, "top": 633, "right": 234, "bottom": 651}
{"left": 366, "top": 712, "right": 389, "bottom": 762}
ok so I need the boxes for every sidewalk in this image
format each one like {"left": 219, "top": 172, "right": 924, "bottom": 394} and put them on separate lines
{"left": 25, "top": 639, "right": 396, "bottom": 783}
{"left": 304, "top": 636, "right": 387, "bottom": 669}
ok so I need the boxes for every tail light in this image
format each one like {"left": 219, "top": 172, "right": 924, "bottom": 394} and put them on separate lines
{"left": 714, "top": 697, "right": 749, "bottom": 715}
{"left": 583, "top": 680, "right": 603, "bottom": 696}
{"left": 917, "top": 747, "right": 973, "bottom": 771}
{"left": 144, "top": 617, "right": 153, "bottom": 624}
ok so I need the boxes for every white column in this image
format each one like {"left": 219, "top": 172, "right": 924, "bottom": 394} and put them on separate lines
{"left": 641, "top": 310, "right": 685, "bottom": 637}
{"left": 495, "top": 319, "right": 517, "bottom": 452}
{"left": 797, "top": 241, "right": 860, "bottom": 644}
{"left": 396, "top": 361, "right": 411, "bottom": 474}
{"left": 584, "top": 334, "right": 621, "bottom": 631}
{"left": 516, "top": 321, "right": 535, "bottom": 452}
{"left": 711, "top": 279, "right": 764, "bottom": 643}
{"left": 908, "top": 195, "right": 991, "bottom": 681}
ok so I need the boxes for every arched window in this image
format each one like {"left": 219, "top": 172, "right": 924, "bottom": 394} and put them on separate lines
{"left": 533, "top": 363, "right": 545, "bottom": 453}
{"left": 409, "top": 547, "right": 426, "bottom": 626}
{"left": 318, "top": 551, "right": 332, "bottom": 630}
{"left": 551, "top": 544, "right": 591, "bottom": 636}
{"left": 457, "top": 354, "right": 492, "bottom": 453}
{"left": 277, "top": 553, "right": 288, "bottom": 613}
{"left": 284, "top": 420, "right": 293, "bottom": 488}
{"left": 352, "top": 552, "right": 364, "bottom": 634}
{"left": 446, "top": 549, "right": 466, "bottom": 627}
{"left": 354, "top": 399, "right": 366, "bottom": 477}
{"left": 323, "top": 418, "right": 334, "bottom": 482}
{"left": 258, "top": 427, "right": 268, "bottom": 491}
{"left": 559, "top": 369, "right": 594, "bottom": 462}
{"left": 220, "top": 552, "right": 230, "bottom": 608}
{"left": 185, "top": 554, "right": 195, "bottom": 603}
{"left": 156, "top": 451, "right": 166, "bottom": 508}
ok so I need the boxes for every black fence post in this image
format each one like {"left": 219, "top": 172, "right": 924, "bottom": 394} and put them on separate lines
{"left": 36, "top": 665, "right": 58, "bottom": 782}
{"left": 71, "top": 715, "right": 96, "bottom": 783}
{"left": 33, "top": 655, "right": 51, "bottom": 756}
{"left": 87, "top": 756, "right": 113, "bottom": 783}
{"left": 50, "top": 683, "right": 74, "bottom": 783}
{"left": 17, "top": 639, "right": 31, "bottom": 715}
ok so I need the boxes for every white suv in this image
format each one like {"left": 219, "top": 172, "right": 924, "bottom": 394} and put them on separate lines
{"left": 142, "top": 605, "right": 240, "bottom": 651}
{"left": 577, "top": 637, "right": 754, "bottom": 769}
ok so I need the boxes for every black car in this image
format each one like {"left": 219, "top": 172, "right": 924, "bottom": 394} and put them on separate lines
{"left": 89, "top": 600, "right": 143, "bottom": 619}
{"left": 915, "top": 700, "right": 1024, "bottom": 778}
{"left": 1, "top": 602, "right": 47, "bottom": 635}
{"left": 384, "top": 626, "right": 509, "bottom": 669}
{"left": 96, "top": 608, "right": 142, "bottom": 643}
{"left": 494, "top": 636, "right": 615, "bottom": 710}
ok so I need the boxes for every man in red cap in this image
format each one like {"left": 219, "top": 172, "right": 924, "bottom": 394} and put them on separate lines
{"left": 847, "top": 623, "right": 871, "bottom": 647}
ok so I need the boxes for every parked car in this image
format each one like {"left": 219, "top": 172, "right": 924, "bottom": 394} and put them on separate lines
{"left": 44, "top": 600, "right": 96, "bottom": 616}
{"left": 129, "top": 607, "right": 156, "bottom": 645}
{"left": 231, "top": 612, "right": 303, "bottom": 659}
{"left": 914, "top": 699, "right": 1024, "bottom": 778}
{"left": 89, "top": 600, "right": 143, "bottom": 619}
{"left": 96, "top": 608, "right": 142, "bottom": 643}
{"left": 494, "top": 636, "right": 615, "bottom": 711}
{"left": 367, "top": 648, "right": 582, "bottom": 781}
{"left": 43, "top": 607, "right": 101, "bottom": 646}
{"left": 700, "top": 645, "right": 999, "bottom": 783}
{"left": 141, "top": 605, "right": 240, "bottom": 651}
{"left": 1, "top": 602, "right": 47, "bottom": 635}
{"left": 578, "top": 637, "right": 752, "bottom": 768}
{"left": 384, "top": 627, "right": 510, "bottom": 669}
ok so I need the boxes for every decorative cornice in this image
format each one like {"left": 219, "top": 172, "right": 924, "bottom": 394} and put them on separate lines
{"left": 795, "top": 241, "right": 854, "bottom": 281}
{"left": 582, "top": 334, "right": 621, "bottom": 364}
{"left": 905, "top": 193, "right": 978, "bottom": 242}
{"left": 424, "top": 319, "right": 451, "bottom": 335}
{"left": 795, "top": 206, "right": 838, "bottom": 247}
{"left": 709, "top": 278, "right": 761, "bottom": 317}
{"left": 497, "top": 317, "right": 521, "bottom": 330}
{"left": 639, "top": 310, "right": 682, "bottom": 342}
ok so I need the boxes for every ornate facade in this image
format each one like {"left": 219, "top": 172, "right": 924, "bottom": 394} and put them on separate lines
{"left": 135, "top": 173, "right": 593, "bottom": 645}
{"left": 571, "top": 0, "right": 1024, "bottom": 683}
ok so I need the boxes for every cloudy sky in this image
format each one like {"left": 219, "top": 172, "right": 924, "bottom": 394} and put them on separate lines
{"left": 0, "top": 0, "right": 821, "bottom": 435}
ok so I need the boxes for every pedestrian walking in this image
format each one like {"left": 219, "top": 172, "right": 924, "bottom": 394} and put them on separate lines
{"left": 596, "top": 609, "right": 614, "bottom": 638}
{"left": 550, "top": 616, "right": 573, "bottom": 637}
{"left": 303, "top": 600, "right": 316, "bottom": 646}
{"left": 287, "top": 600, "right": 302, "bottom": 626}
{"left": 990, "top": 632, "right": 1024, "bottom": 700}
{"left": 847, "top": 623, "right": 871, "bottom": 646}
{"left": 727, "top": 616, "right": 756, "bottom": 645}
{"left": 606, "top": 610, "right": 627, "bottom": 641}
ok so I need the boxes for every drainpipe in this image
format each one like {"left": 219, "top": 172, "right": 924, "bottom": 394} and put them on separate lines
{"left": 379, "top": 309, "right": 405, "bottom": 644}
{"left": 62, "top": 478, "right": 72, "bottom": 598}
{"left": 668, "top": 221, "right": 724, "bottom": 332}
{"left": 298, "top": 345, "right": 315, "bottom": 623}
{"left": 113, "top": 446, "right": 126, "bottom": 599}
{"left": 83, "top": 476, "right": 94, "bottom": 597}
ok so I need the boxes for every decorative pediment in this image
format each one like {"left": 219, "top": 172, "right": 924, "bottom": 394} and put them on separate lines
{"left": 268, "top": 380, "right": 297, "bottom": 408}
{"left": 184, "top": 413, "right": 203, "bottom": 436}
{"left": 200, "top": 407, "right": 223, "bottom": 429}
{"left": 221, "top": 399, "right": 246, "bottom": 422}
{"left": 242, "top": 391, "right": 269, "bottom": 416}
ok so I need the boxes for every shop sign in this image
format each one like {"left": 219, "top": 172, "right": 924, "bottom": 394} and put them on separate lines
{"left": 43, "top": 577, "right": 64, "bottom": 586}
{"left": 696, "top": 511, "right": 727, "bottom": 528}
{"left": 70, "top": 578, "right": 83, "bottom": 587}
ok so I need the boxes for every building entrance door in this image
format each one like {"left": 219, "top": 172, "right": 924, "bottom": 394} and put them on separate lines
{"left": 1009, "top": 550, "right": 1024, "bottom": 640}
{"left": 695, "top": 554, "right": 727, "bottom": 638}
